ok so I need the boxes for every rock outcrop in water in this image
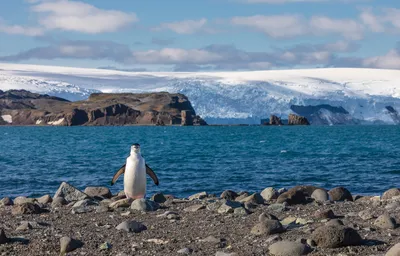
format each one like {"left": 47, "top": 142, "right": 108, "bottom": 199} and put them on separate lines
{"left": 269, "top": 115, "right": 283, "bottom": 125}
{"left": 0, "top": 90, "right": 207, "bottom": 126}
{"left": 288, "top": 114, "right": 310, "bottom": 125}
{"left": 290, "top": 104, "right": 357, "bottom": 125}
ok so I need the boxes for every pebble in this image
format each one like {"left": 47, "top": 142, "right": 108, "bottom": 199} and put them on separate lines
{"left": 99, "top": 242, "right": 112, "bottom": 250}
{"left": 37, "top": 194, "right": 52, "bottom": 204}
{"left": 386, "top": 243, "right": 400, "bottom": 256}
{"left": 311, "top": 189, "right": 329, "bottom": 202}
{"left": 116, "top": 220, "right": 147, "bottom": 233}
{"left": 177, "top": 247, "right": 193, "bottom": 254}
{"left": 215, "top": 252, "right": 237, "bottom": 256}
{"left": 71, "top": 206, "right": 93, "bottom": 214}
{"left": 199, "top": 235, "right": 221, "bottom": 243}
{"left": 59, "top": 236, "right": 83, "bottom": 255}
{"left": 184, "top": 204, "right": 206, "bottom": 212}
{"left": 374, "top": 213, "right": 397, "bottom": 229}
{"left": 131, "top": 199, "right": 159, "bottom": 212}
{"left": 84, "top": 187, "right": 112, "bottom": 199}
{"left": 16, "top": 222, "right": 33, "bottom": 231}
{"left": 151, "top": 193, "right": 167, "bottom": 203}
{"left": 268, "top": 241, "right": 310, "bottom": 256}
{"left": 261, "top": 187, "right": 279, "bottom": 201}
{"left": 157, "top": 211, "right": 180, "bottom": 219}
{"left": 188, "top": 192, "right": 208, "bottom": 200}
{"left": 251, "top": 220, "right": 285, "bottom": 235}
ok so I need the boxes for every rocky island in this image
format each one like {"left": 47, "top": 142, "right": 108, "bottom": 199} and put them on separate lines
{"left": 0, "top": 90, "right": 207, "bottom": 126}
{"left": 1, "top": 184, "right": 400, "bottom": 255}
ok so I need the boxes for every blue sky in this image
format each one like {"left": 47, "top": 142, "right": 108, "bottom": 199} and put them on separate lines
{"left": 0, "top": 0, "right": 399, "bottom": 71}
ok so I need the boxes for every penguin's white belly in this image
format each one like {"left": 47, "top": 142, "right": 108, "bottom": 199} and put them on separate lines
{"left": 124, "top": 156, "right": 146, "bottom": 199}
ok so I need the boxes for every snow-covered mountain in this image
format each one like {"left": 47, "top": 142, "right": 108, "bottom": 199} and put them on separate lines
{"left": 1, "top": 63, "right": 400, "bottom": 124}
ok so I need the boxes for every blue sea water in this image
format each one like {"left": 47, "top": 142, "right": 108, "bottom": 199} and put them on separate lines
{"left": 0, "top": 126, "right": 399, "bottom": 199}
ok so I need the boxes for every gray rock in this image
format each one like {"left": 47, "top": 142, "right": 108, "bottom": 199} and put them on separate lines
{"left": 109, "top": 198, "right": 131, "bottom": 209}
{"left": 84, "top": 187, "right": 112, "bottom": 199}
{"left": 207, "top": 201, "right": 223, "bottom": 211}
{"left": 116, "top": 220, "right": 147, "bottom": 233}
{"left": 60, "top": 236, "right": 83, "bottom": 255}
{"left": 311, "top": 189, "right": 329, "bottom": 202}
{"left": 37, "top": 195, "right": 52, "bottom": 204}
{"left": 177, "top": 248, "right": 193, "bottom": 254}
{"left": 358, "top": 209, "right": 375, "bottom": 220}
{"left": 200, "top": 235, "right": 223, "bottom": 244}
{"left": 73, "top": 199, "right": 97, "bottom": 208}
{"left": 268, "top": 203, "right": 287, "bottom": 213}
{"left": 235, "top": 193, "right": 250, "bottom": 201}
{"left": 71, "top": 206, "right": 93, "bottom": 214}
{"left": 0, "top": 197, "right": 13, "bottom": 206}
{"left": 14, "top": 197, "right": 36, "bottom": 205}
{"left": 54, "top": 182, "right": 90, "bottom": 202}
{"left": 277, "top": 190, "right": 307, "bottom": 205}
{"left": 237, "top": 193, "right": 264, "bottom": 204}
{"left": 382, "top": 188, "right": 400, "bottom": 200}
{"left": 51, "top": 197, "right": 67, "bottom": 208}
{"left": 220, "top": 190, "right": 238, "bottom": 201}
{"left": 265, "top": 235, "right": 282, "bottom": 244}
{"left": 151, "top": 193, "right": 167, "bottom": 203}
{"left": 217, "top": 200, "right": 242, "bottom": 214}
{"left": 325, "top": 219, "right": 344, "bottom": 226}
{"left": 184, "top": 204, "right": 206, "bottom": 212}
{"left": 259, "top": 213, "right": 279, "bottom": 222}
{"left": 12, "top": 203, "right": 42, "bottom": 215}
{"left": 328, "top": 187, "right": 353, "bottom": 201}
{"left": 215, "top": 252, "right": 237, "bottom": 256}
{"left": 386, "top": 243, "right": 400, "bottom": 256}
{"left": 251, "top": 220, "right": 285, "bottom": 235}
{"left": 314, "top": 209, "right": 335, "bottom": 219}
{"left": 385, "top": 201, "right": 400, "bottom": 211}
{"left": 0, "top": 229, "right": 8, "bottom": 244}
{"left": 311, "top": 225, "right": 361, "bottom": 248}
{"left": 268, "top": 241, "right": 310, "bottom": 256}
{"left": 130, "top": 199, "right": 159, "bottom": 212}
{"left": 261, "top": 187, "right": 279, "bottom": 201}
{"left": 374, "top": 213, "right": 397, "bottom": 229}
{"left": 16, "top": 222, "right": 33, "bottom": 231}
{"left": 157, "top": 211, "right": 180, "bottom": 219}
{"left": 188, "top": 192, "right": 208, "bottom": 200}
{"left": 95, "top": 205, "right": 110, "bottom": 213}
{"left": 233, "top": 207, "right": 248, "bottom": 216}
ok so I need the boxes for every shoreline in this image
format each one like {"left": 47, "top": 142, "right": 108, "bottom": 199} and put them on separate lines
{"left": 1, "top": 183, "right": 400, "bottom": 255}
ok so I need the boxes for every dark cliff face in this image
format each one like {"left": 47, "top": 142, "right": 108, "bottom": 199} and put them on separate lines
{"left": 288, "top": 114, "right": 310, "bottom": 125}
{"left": 290, "top": 104, "right": 356, "bottom": 125}
{"left": 386, "top": 106, "right": 400, "bottom": 124}
{"left": 0, "top": 90, "right": 207, "bottom": 126}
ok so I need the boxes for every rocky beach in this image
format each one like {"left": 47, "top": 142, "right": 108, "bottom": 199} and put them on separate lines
{"left": 1, "top": 184, "right": 400, "bottom": 256}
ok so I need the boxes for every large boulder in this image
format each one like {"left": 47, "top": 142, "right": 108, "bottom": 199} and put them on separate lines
{"left": 386, "top": 243, "right": 400, "bottom": 256}
{"left": 220, "top": 190, "right": 239, "bottom": 201}
{"left": 54, "top": 182, "right": 90, "bottom": 202}
{"left": 328, "top": 187, "right": 353, "bottom": 201}
{"left": 374, "top": 213, "right": 397, "bottom": 229}
{"left": 382, "top": 188, "right": 400, "bottom": 200}
{"left": 261, "top": 187, "right": 279, "bottom": 201}
{"left": 311, "top": 189, "right": 329, "bottom": 202}
{"left": 277, "top": 190, "right": 307, "bottom": 205}
{"left": 131, "top": 199, "right": 159, "bottom": 212}
{"left": 311, "top": 225, "right": 362, "bottom": 248}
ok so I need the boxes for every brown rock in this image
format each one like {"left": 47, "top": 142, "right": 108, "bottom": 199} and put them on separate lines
{"left": 12, "top": 203, "right": 42, "bottom": 215}
{"left": 251, "top": 220, "right": 285, "bottom": 236}
{"left": 269, "top": 115, "right": 283, "bottom": 125}
{"left": 237, "top": 193, "right": 264, "bottom": 205}
{"left": 328, "top": 187, "right": 353, "bottom": 201}
{"left": 14, "top": 196, "right": 36, "bottom": 205}
{"left": 0, "top": 197, "right": 13, "bottom": 206}
{"left": 84, "top": 187, "right": 112, "bottom": 199}
{"left": 374, "top": 213, "right": 397, "bottom": 229}
{"left": 288, "top": 114, "right": 310, "bottom": 125}
{"left": 314, "top": 209, "right": 336, "bottom": 219}
{"left": 37, "top": 194, "right": 52, "bottom": 204}
{"left": 382, "top": 188, "right": 400, "bottom": 200}
{"left": 311, "top": 225, "right": 361, "bottom": 248}
{"left": 277, "top": 190, "right": 307, "bottom": 205}
{"left": 220, "top": 190, "right": 239, "bottom": 201}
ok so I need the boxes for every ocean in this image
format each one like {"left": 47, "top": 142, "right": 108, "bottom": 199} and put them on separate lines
{"left": 0, "top": 125, "right": 399, "bottom": 198}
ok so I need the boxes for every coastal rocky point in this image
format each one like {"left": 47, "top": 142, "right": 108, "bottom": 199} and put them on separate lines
{"left": 1, "top": 184, "right": 400, "bottom": 255}
{"left": 0, "top": 90, "right": 207, "bottom": 126}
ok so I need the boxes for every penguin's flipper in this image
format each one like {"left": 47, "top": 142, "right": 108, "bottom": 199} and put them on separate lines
{"left": 111, "top": 164, "right": 126, "bottom": 185}
{"left": 146, "top": 164, "right": 159, "bottom": 186}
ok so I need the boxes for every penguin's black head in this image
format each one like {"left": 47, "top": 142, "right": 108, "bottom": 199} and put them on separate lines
{"left": 131, "top": 143, "right": 141, "bottom": 153}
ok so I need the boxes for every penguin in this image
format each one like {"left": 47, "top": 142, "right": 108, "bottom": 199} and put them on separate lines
{"left": 110, "top": 143, "right": 159, "bottom": 199}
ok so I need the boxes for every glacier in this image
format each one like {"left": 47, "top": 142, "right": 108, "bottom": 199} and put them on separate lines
{"left": 1, "top": 63, "right": 400, "bottom": 124}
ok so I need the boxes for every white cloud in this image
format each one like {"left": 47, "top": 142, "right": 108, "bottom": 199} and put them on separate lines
{"left": 31, "top": 0, "right": 138, "bottom": 34}
{"left": 231, "top": 15, "right": 307, "bottom": 38}
{"left": 241, "top": 0, "right": 371, "bottom": 3}
{"left": 363, "top": 49, "right": 400, "bottom": 69}
{"left": 360, "top": 8, "right": 385, "bottom": 32}
{"left": 154, "top": 18, "right": 212, "bottom": 34}
{"left": 360, "top": 8, "right": 400, "bottom": 33}
{"left": 310, "top": 16, "right": 364, "bottom": 40}
{"left": 0, "top": 23, "right": 44, "bottom": 36}
{"left": 132, "top": 48, "right": 223, "bottom": 64}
